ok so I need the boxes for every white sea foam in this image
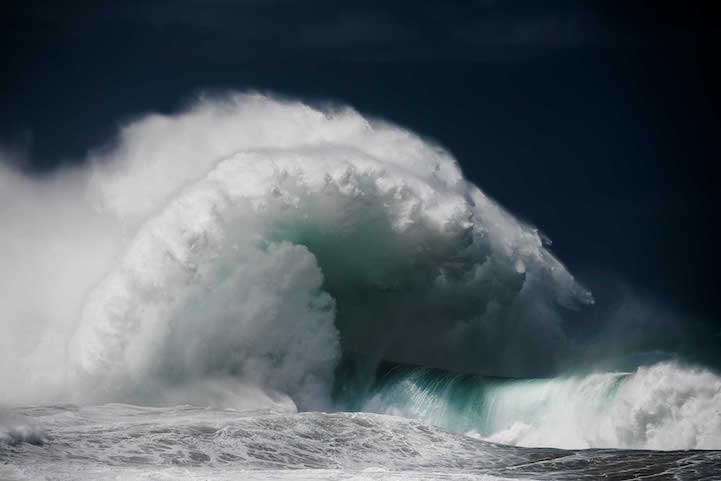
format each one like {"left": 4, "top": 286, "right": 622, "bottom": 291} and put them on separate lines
{"left": 2, "top": 405, "right": 718, "bottom": 480}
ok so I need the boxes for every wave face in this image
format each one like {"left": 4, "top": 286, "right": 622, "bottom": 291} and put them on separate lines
{"left": 1, "top": 93, "right": 590, "bottom": 409}
{"left": 356, "top": 361, "right": 721, "bottom": 450}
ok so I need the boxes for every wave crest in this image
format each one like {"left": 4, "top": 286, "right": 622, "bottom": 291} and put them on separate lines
{"left": 3, "top": 93, "right": 589, "bottom": 409}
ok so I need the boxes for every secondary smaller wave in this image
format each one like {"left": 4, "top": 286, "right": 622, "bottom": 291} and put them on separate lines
{"left": 0, "top": 412, "right": 45, "bottom": 446}
{"left": 355, "top": 361, "right": 721, "bottom": 450}
{"left": 1, "top": 93, "right": 591, "bottom": 409}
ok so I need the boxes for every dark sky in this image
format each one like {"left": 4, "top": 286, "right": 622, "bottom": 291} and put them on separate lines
{"left": 2, "top": 1, "right": 720, "bottom": 363}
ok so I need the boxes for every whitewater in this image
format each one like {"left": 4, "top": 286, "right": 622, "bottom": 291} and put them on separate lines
{"left": 1, "top": 93, "right": 720, "bottom": 479}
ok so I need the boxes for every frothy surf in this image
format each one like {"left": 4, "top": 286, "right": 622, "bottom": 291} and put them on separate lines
{"left": 356, "top": 361, "right": 721, "bottom": 450}
{"left": 2, "top": 405, "right": 719, "bottom": 480}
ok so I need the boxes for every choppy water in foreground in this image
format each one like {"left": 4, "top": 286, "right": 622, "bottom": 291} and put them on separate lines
{"left": 2, "top": 404, "right": 719, "bottom": 480}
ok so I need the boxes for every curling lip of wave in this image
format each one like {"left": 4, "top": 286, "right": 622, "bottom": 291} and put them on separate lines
{"left": 2, "top": 92, "right": 590, "bottom": 412}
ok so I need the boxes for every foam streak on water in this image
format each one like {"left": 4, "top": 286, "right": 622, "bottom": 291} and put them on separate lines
{"left": 1, "top": 405, "right": 719, "bottom": 480}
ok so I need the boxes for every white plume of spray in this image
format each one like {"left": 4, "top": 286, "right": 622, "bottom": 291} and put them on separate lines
{"left": 0, "top": 162, "right": 121, "bottom": 404}
{"left": 0, "top": 92, "right": 591, "bottom": 411}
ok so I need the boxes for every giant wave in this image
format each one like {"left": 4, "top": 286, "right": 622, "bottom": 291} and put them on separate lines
{"left": 1, "top": 93, "right": 589, "bottom": 408}
{"left": 1, "top": 92, "right": 719, "bottom": 454}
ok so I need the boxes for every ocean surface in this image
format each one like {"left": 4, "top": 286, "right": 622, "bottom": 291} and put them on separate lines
{"left": 3, "top": 404, "right": 720, "bottom": 481}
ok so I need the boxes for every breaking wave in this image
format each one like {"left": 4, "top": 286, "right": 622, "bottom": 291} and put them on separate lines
{"left": 0, "top": 413, "right": 45, "bottom": 446}
{"left": 0, "top": 92, "right": 590, "bottom": 410}
{"left": 2, "top": 92, "right": 718, "bottom": 452}
{"left": 358, "top": 361, "right": 721, "bottom": 450}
